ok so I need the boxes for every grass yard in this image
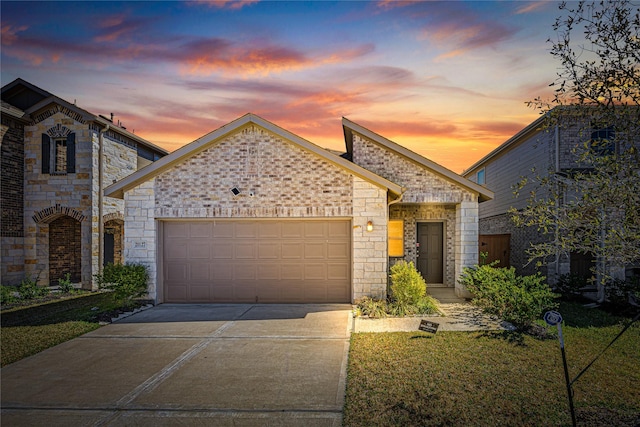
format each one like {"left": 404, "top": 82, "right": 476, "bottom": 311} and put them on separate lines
{"left": 344, "top": 301, "right": 640, "bottom": 427}
{"left": 1, "top": 292, "right": 136, "bottom": 366}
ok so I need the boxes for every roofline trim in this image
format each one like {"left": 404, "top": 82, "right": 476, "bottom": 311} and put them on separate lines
{"left": 105, "top": 113, "right": 403, "bottom": 199}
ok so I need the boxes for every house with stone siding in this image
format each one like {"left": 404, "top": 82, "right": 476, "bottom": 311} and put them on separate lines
{"left": 105, "top": 113, "right": 492, "bottom": 304}
{"left": 1, "top": 79, "right": 168, "bottom": 288}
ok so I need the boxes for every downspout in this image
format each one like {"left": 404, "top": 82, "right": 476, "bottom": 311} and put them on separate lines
{"left": 98, "top": 124, "right": 109, "bottom": 280}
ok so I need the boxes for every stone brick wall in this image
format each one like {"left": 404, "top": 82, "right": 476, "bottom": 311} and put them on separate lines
{"left": 1, "top": 114, "right": 26, "bottom": 285}
{"left": 23, "top": 110, "right": 137, "bottom": 288}
{"left": 352, "top": 177, "right": 388, "bottom": 300}
{"left": 155, "top": 126, "right": 353, "bottom": 218}
{"left": 352, "top": 134, "right": 476, "bottom": 203}
{"left": 124, "top": 180, "right": 157, "bottom": 300}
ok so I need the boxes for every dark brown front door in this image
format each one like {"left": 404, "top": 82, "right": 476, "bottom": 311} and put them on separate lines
{"left": 417, "top": 222, "right": 443, "bottom": 284}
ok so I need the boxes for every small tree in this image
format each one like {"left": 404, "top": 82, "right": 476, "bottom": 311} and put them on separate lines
{"left": 516, "top": 0, "right": 640, "bottom": 302}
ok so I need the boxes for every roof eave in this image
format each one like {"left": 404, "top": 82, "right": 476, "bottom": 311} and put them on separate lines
{"left": 342, "top": 117, "right": 493, "bottom": 202}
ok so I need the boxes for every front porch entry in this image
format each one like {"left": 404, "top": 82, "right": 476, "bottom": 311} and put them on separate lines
{"left": 417, "top": 222, "right": 444, "bottom": 285}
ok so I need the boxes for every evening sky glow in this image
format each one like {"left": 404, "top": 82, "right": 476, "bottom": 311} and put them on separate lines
{"left": 1, "top": 0, "right": 561, "bottom": 173}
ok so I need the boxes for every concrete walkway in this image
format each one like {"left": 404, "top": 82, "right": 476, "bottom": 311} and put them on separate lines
{"left": 1, "top": 304, "right": 352, "bottom": 426}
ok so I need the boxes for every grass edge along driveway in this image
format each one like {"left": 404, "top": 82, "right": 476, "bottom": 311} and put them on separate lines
{"left": 344, "top": 301, "right": 640, "bottom": 427}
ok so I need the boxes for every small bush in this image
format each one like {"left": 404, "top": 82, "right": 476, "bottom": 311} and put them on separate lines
{"left": 355, "top": 297, "right": 389, "bottom": 318}
{"left": 1, "top": 285, "right": 18, "bottom": 305}
{"left": 390, "top": 261, "right": 427, "bottom": 306}
{"left": 18, "top": 278, "right": 50, "bottom": 300}
{"left": 555, "top": 273, "right": 588, "bottom": 300}
{"left": 94, "top": 263, "right": 149, "bottom": 307}
{"left": 605, "top": 277, "right": 640, "bottom": 311}
{"left": 459, "top": 264, "right": 558, "bottom": 330}
{"left": 57, "top": 273, "right": 75, "bottom": 294}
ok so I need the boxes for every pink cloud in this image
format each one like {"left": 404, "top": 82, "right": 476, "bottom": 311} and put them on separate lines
{"left": 190, "top": 0, "right": 259, "bottom": 10}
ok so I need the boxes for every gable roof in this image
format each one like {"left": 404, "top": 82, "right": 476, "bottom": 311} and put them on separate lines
{"left": 342, "top": 117, "right": 493, "bottom": 202}
{"left": 105, "top": 113, "right": 404, "bottom": 199}
{"left": 463, "top": 113, "right": 548, "bottom": 177}
{"left": 1, "top": 78, "right": 168, "bottom": 157}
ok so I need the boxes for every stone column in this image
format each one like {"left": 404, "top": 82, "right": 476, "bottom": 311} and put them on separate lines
{"left": 455, "top": 199, "right": 479, "bottom": 298}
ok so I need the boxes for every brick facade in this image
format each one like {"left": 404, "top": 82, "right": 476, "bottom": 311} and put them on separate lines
{"left": 1, "top": 114, "right": 26, "bottom": 284}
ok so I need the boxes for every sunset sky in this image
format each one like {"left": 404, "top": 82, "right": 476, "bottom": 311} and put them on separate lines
{"left": 1, "top": 0, "right": 561, "bottom": 173}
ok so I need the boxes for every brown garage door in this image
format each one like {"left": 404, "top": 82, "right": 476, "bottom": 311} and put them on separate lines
{"left": 163, "top": 220, "right": 351, "bottom": 303}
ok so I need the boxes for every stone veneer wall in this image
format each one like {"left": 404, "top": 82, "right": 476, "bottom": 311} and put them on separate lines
{"left": 1, "top": 114, "right": 26, "bottom": 285}
{"left": 123, "top": 180, "right": 157, "bottom": 300}
{"left": 22, "top": 109, "right": 137, "bottom": 288}
{"left": 122, "top": 126, "right": 390, "bottom": 302}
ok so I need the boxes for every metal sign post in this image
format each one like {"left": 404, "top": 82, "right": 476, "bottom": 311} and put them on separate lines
{"left": 544, "top": 310, "right": 577, "bottom": 427}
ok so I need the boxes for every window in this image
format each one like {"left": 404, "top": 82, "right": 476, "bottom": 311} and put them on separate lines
{"left": 476, "top": 168, "right": 485, "bottom": 185}
{"left": 590, "top": 126, "right": 615, "bottom": 155}
{"left": 388, "top": 220, "right": 404, "bottom": 257}
{"left": 42, "top": 133, "right": 75, "bottom": 174}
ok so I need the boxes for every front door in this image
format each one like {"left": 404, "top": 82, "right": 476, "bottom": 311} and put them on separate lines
{"left": 417, "top": 222, "right": 443, "bottom": 284}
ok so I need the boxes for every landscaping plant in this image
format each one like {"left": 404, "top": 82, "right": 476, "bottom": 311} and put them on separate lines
{"left": 17, "top": 277, "right": 50, "bottom": 300}
{"left": 0, "top": 285, "right": 18, "bottom": 305}
{"left": 388, "top": 261, "right": 439, "bottom": 316}
{"left": 459, "top": 263, "right": 558, "bottom": 330}
{"left": 57, "top": 273, "right": 75, "bottom": 294}
{"left": 94, "top": 263, "right": 149, "bottom": 307}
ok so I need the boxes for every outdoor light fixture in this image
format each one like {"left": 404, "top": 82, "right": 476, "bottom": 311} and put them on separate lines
{"left": 230, "top": 187, "right": 240, "bottom": 196}
{"left": 366, "top": 220, "right": 373, "bottom": 232}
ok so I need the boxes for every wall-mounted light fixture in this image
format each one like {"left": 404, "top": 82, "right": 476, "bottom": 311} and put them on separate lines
{"left": 366, "top": 220, "right": 373, "bottom": 232}
{"left": 230, "top": 187, "right": 240, "bottom": 196}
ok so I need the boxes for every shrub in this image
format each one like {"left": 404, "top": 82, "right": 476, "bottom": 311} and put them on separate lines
{"left": 1, "top": 285, "right": 18, "bottom": 305}
{"left": 94, "top": 263, "right": 149, "bottom": 307}
{"left": 605, "top": 276, "right": 640, "bottom": 311}
{"left": 57, "top": 273, "right": 75, "bottom": 294}
{"left": 459, "top": 264, "right": 558, "bottom": 330}
{"left": 555, "top": 273, "right": 588, "bottom": 300}
{"left": 389, "top": 261, "right": 427, "bottom": 306}
{"left": 18, "top": 277, "right": 50, "bottom": 300}
{"left": 355, "top": 297, "right": 389, "bottom": 318}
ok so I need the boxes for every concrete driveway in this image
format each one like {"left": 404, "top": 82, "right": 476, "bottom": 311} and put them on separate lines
{"left": 1, "top": 303, "right": 352, "bottom": 426}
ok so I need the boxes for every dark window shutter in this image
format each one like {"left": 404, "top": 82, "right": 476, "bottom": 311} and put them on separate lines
{"left": 41, "top": 134, "right": 50, "bottom": 174}
{"left": 66, "top": 133, "right": 76, "bottom": 173}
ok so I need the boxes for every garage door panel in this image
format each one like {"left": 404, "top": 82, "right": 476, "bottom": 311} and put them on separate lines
{"left": 327, "top": 242, "right": 349, "bottom": 258}
{"left": 235, "top": 244, "right": 256, "bottom": 259}
{"left": 188, "top": 243, "right": 210, "bottom": 259}
{"left": 304, "top": 242, "right": 325, "bottom": 259}
{"left": 304, "top": 264, "right": 326, "bottom": 280}
{"left": 235, "top": 223, "right": 257, "bottom": 238}
{"left": 213, "top": 223, "right": 234, "bottom": 238}
{"left": 258, "top": 242, "right": 280, "bottom": 259}
{"left": 164, "top": 220, "right": 350, "bottom": 303}
{"left": 304, "top": 222, "right": 325, "bottom": 238}
{"left": 165, "top": 244, "right": 188, "bottom": 260}
{"left": 282, "top": 243, "right": 303, "bottom": 259}
{"left": 212, "top": 243, "right": 233, "bottom": 259}
{"left": 190, "top": 223, "right": 211, "bottom": 238}
{"left": 190, "top": 263, "right": 210, "bottom": 280}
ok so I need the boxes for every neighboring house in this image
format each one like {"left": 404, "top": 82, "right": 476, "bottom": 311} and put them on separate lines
{"left": 105, "top": 113, "right": 492, "bottom": 304}
{"left": 1, "top": 79, "right": 168, "bottom": 288}
{"left": 462, "top": 108, "right": 635, "bottom": 285}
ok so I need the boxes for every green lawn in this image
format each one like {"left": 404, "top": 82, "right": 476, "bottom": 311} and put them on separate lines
{"left": 344, "top": 302, "right": 640, "bottom": 427}
{"left": 1, "top": 292, "right": 131, "bottom": 366}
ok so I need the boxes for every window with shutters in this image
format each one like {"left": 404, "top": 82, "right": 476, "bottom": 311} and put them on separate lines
{"left": 42, "top": 132, "right": 75, "bottom": 175}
